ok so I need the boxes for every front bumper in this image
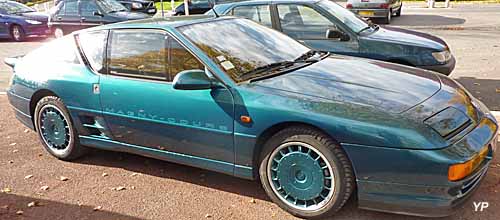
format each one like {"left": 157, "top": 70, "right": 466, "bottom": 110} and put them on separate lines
{"left": 343, "top": 112, "right": 498, "bottom": 217}
{"left": 419, "top": 55, "right": 456, "bottom": 76}
{"left": 349, "top": 8, "right": 389, "bottom": 18}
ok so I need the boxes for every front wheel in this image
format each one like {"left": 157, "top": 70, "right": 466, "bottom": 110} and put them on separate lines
{"left": 10, "top": 25, "right": 25, "bottom": 42}
{"left": 259, "top": 127, "right": 354, "bottom": 219}
{"left": 34, "top": 96, "right": 87, "bottom": 160}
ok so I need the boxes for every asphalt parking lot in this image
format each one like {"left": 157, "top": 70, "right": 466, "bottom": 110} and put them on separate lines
{"left": 1, "top": 3, "right": 500, "bottom": 220}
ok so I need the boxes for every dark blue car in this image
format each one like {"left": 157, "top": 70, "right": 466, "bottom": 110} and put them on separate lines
{"left": 211, "top": 0, "right": 456, "bottom": 75}
{"left": 0, "top": 0, "right": 50, "bottom": 41}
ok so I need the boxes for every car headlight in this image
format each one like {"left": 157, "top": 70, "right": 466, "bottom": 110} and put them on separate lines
{"left": 448, "top": 145, "right": 489, "bottom": 181}
{"left": 424, "top": 107, "right": 471, "bottom": 138}
{"left": 131, "top": 2, "right": 143, "bottom": 9}
{"left": 432, "top": 50, "right": 452, "bottom": 63}
{"left": 26, "top": 19, "right": 42, "bottom": 25}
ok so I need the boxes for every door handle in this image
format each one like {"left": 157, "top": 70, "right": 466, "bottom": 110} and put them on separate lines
{"left": 80, "top": 17, "right": 86, "bottom": 21}
{"left": 56, "top": 16, "right": 62, "bottom": 20}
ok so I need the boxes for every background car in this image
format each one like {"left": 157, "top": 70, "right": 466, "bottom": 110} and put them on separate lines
{"left": 346, "top": 0, "right": 403, "bottom": 24}
{"left": 117, "top": 0, "right": 156, "bottom": 15}
{"left": 0, "top": 0, "right": 50, "bottom": 41}
{"left": 49, "top": 0, "right": 150, "bottom": 38}
{"left": 4, "top": 16, "right": 498, "bottom": 219}
{"left": 172, "top": 0, "right": 237, "bottom": 15}
{"left": 211, "top": 0, "right": 455, "bottom": 75}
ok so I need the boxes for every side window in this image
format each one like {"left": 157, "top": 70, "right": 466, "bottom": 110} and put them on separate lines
{"left": 80, "top": 1, "right": 99, "bottom": 16}
{"left": 277, "top": 4, "right": 335, "bottom": 39}
{"left": 77, "top": 30, "right": 107, "bottom": 72}
{"left": 232, "top": 5, "right": 272, "bottom": 28}
{"left": 168, "top": 37, "right": 204, "bottom": 81}
{"left": 108, "top": 29, "right": 167, "bottom": 80}
{"left": 60, "top": 1, "right": 78, "bottom": 15}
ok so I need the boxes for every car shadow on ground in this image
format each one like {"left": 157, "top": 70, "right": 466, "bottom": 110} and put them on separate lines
{"left": 75, "top": 150, "right": 271, "bottom": 201}
{"left": 0, "top": 193, "right": 143, "bottom": 220}
{"left": 391, "top": 14, "right": 466, "bottom": 26}
{"left": 456, "top": 77, "right": 500, "bottom": 111}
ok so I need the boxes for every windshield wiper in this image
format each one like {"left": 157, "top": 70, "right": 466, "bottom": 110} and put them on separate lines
{"left": 239, "top": 61, "right": 295, "bottom": 82}
{"left": 358, "top": 22, "right": 379, "bottom": 34}
{"left": 294, "top": 50, "right": 329, "bottom": 62}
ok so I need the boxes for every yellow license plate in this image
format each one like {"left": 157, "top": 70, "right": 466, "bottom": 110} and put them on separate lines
{"left": 359, "top": 11, "right": 374, "bottom": 16}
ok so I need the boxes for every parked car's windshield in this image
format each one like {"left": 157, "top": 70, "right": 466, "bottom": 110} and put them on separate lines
{"left": 96, "top": 0, "right": 127, "bottom": 13}
{"left": 178, "top": 18, "right": 310, "bottom": 82}
{"left": 316, "top": 0, "right": 369, "bottom": 33}
{"left": 0, "top": 1, "right": 35, "bottom": 14}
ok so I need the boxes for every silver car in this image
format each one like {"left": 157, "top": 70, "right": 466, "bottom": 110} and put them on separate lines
{"left": 346, "top": 0, "right": 402, "bottom": 24}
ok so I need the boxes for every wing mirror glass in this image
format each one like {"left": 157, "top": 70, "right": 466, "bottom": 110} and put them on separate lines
{"left": 173, "top": 69, "right": 218, "bottom": 90}
{"left": 326, "top": 28, "right": 350, "bottom": 41}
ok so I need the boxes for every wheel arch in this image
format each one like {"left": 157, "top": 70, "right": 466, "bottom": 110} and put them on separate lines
{"left": 252, "top": 121, "right": 351, "bottom": 179}
{"left": 30, "top": 89, "right": 60, "bottom": 129}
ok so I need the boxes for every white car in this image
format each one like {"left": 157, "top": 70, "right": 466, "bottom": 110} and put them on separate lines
{"left": 346, "top": 0, "right": 402, "bottom": 24}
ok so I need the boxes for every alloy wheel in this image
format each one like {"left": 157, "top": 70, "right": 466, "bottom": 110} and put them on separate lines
{"left": 267, "top": 142, "right": 335, "bottom": 211}
{"left": 38, "top": 104, "right": 72, "bottom": 153}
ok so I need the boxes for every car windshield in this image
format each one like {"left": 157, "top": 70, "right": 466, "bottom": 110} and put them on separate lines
{"left": 316, "top": 0, "right": 370, "bottom": 33}
{"left": 96, "top": 0, "right": 127, "bottom": 13}
{"left": 0, "top": 1, "right": 35, "bottom": 14}
{"left": 178, "top": 18, "right": 310, "bottom": 82}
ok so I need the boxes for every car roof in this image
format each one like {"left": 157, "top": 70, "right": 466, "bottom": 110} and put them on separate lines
{"left": 217, "top": 0, "right": 319, "bottom": 5}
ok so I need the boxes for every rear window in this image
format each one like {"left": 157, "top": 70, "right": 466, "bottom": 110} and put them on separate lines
{"left": 76, "top": 30, "right": 108, "bottom": 72}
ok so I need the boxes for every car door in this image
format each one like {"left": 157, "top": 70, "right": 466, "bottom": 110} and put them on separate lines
{"left": 99, "top": 29, "right": 235, "bottom": 165}
{"left": 78, "top": 0, "right": 103, "bottom": 27}
{"left": 53, "top": 0, "right": 81, "bottom": 33}
{"left": 275, "top": 3, "right": 359, "bottom": 56}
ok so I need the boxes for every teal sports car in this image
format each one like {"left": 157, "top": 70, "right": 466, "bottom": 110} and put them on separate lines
{"left": 5, "top": 16, "right": 498, "bottom": 219}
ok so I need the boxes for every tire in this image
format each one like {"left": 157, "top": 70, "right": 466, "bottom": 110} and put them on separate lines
{"left": 258, "top": 126, "right": 354, "bottom": 219}
{"left": 395, "top": 4, "right": 402, "bottom": 17}
{"left": 381, "top": 10, "right": 392, "bottom": 24}
{"left": 34, "top": 96, "right": 87, "bottom": 160}
{"left": 54, "top": 27, "right": 64, "bottom": 38}
{"left": 10, "top": 25, "right": 25, "bottom": 42}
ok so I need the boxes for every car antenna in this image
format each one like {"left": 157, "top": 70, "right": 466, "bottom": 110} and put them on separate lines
{"left": 209, "top": 0, "right": 219, "bottom": 17}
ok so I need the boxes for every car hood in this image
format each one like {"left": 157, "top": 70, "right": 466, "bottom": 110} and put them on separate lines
{"left": 15, "top": 11, "right": 49, "bottom": 22}
{"left": 252, "top": 55, "right": 442, "bottom": 114}
{"left": 364, "top": 26, "right": 448, "bottom": 51}
{"left": 109, "top": 11, "right": 150, "bottom": 20}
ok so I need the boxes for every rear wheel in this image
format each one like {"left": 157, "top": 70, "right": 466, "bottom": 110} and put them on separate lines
{"left": 395, "top": 4, "right": 402, "bottom": 17}
{"left": 259, "top": 127, "right": 354, "bottom": 219}
{"left": 54, "top": 27, "right": 64, "bottom": 38}
{"left": 381, "top": 9, "right": 392, "bottom": 24}
{"left": 34, "top": 96, "right": 87, "bottom": 160}
{"left": 10, "top": 25, "right": 25, "bottom": 42}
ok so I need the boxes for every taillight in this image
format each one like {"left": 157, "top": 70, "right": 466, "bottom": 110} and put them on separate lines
{"left": 346, "top": 3, "right": 353, "bottom": 9}
{"left": 380, "top": 3, "right": 389, "bottom": 9}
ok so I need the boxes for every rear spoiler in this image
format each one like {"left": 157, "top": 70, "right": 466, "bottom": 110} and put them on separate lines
{"left": 4, "top": 56, "right": 24, "bottom": 68}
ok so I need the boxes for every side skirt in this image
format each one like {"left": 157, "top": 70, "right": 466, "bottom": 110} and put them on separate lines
{"left": 79, "top": 135, "right": 254, "bottom": 180}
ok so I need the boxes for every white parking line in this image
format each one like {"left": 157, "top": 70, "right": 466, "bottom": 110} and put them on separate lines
{"left": 0, "top": 92, "right": 6, "bottom": 95}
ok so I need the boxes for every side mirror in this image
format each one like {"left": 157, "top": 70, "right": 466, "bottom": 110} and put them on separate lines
{"left": 173, "top": 69, "right": 217, "bottom": 90}
{"left": 326, "top": 28, "right": 350, "bottom": 41}
{"left": 93, "top": 11, "right": 104, "bottom": 17}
